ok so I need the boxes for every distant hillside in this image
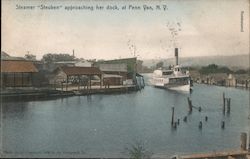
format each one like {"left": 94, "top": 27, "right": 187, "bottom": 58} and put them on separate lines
{"left": 142, "top": 54, "right": 249, "bottom": 69}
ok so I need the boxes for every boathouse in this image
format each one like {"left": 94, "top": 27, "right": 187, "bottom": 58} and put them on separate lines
{"left": 97, "top": 63, "right": 127, "bottom": 86}
{"left": 227, "top": 74, "right": 250, "bottom": 88}
{"left": 51, "top": 66, "right": 103, "bottom": 90}
{"left": 99, "top": 63, "right": 127, "bottom": 79}
{"left": 0, "top": 60, "right": 38, "bottom": 88}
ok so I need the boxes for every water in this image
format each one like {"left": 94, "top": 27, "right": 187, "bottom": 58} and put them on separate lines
{"left": 1, "top": 74, "right": 249, "bottom": 157}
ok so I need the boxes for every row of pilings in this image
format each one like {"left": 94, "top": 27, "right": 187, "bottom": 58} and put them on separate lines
{"left": 170, "top": 92, "right": 250, "bottom": 151}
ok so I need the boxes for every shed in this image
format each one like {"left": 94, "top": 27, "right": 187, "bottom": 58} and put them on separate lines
{"left": 0, "top": 60, "right": 38, "bottom": 87}
{"left": 99, "top": 63, "right": 128, "bottom": 80}
{"left": 52, "top": 66, "right": 103, "bottom": 90}
{"left": 103, "top": 74, "right": 123, "bottom": 86}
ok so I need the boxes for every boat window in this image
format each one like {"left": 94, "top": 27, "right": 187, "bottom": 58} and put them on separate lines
{"left": 163, "top": 71, "right": 173, "bottom": 75}
{"left": 169, "top": 77, "right": 189, "bottom": 84}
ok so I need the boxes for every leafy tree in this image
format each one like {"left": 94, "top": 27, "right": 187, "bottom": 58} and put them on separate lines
{"left": 42, "top": 53, "right": 75, "bottom": 63}
{"left": 156, "top": 61, "right": 164, "bottom": 69}
{"left": 199, "top": 64, "right": 233, "bottom": 74}
{"left": 235, "top": 69, "right": 247, "bottom": 74}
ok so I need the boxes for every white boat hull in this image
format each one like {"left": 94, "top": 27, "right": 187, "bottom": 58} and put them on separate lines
{"left": 150, "top": 78, "right": 191, "bottom": 92}
{"left": 166, "top": 84, "right": 191, "bottom": 92}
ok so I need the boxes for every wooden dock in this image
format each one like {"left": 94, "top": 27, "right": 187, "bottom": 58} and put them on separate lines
{"left": 1, "top": 85, "right": 139, "bottom": 102}
{"left": 180, "top": 150, "right": 249, "bottom": 159}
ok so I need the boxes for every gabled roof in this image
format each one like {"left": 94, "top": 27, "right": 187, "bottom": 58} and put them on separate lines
{"left": 1, "top": 60, "right": 38, "bottom": 73}
{"left": 61, "top": 67, "right": 102, "bottom": 76}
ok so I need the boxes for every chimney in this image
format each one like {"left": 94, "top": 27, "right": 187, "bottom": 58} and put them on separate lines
{"left": 175, "top": 48, "right": 178, "bottom": 65}
{"left": 72, "top": 49, "right": 75, "bottom": 57}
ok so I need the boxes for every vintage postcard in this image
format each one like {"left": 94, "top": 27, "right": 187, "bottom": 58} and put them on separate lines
{"left": 1, "top": 0, "right": 249, "bottom": 158}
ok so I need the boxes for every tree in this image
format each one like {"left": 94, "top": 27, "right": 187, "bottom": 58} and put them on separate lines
{"left": 156, "top": 61, "right": 164, "bottom": 69}
{"left": 41, "top": 53, "right": 75, "bottom": 63}
{"left": 199, "top": 64, "right": 232, "bottom": 74}
{"left": 235, "top": 69, "right": 247, "bottom": 74}
{"left": 24, "top": 53, "right": 36, "bottom": 61}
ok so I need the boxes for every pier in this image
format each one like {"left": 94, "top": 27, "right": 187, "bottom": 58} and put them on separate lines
{"left": 1, "top": 85, "right": 139, "bottom": 101}
{"left": 180, "top": 150, "right": 249, "bottom": 159}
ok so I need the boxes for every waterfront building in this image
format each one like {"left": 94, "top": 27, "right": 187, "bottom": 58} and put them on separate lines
{"left": 50, "top": 66, "right": 103, "bottom": 90}
{"left": 0, "top": 60, "right": 38, "bottom": 88}
{"left": 75, "top": 60, "right": 93, "bottom": 67}
{"left": 103, "top": 74, "right": 123, "bottom": 86}
{"left": 98, "top": 63, "right": 127, "bottom": 85}
{"left": 227, "top": 74, "right": 250, "bottom": 88}
{"left": 94, "top": 57, "right": 137, "bottom": 84}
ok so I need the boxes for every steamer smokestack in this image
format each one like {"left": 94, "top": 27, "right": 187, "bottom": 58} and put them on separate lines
{"left": 175, "top": 48, "right": 178, "bottom": 65}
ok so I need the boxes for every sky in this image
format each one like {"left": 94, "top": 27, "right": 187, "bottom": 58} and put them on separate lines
{"left": 2, "top": 0, "right": 249, "bottom": 60}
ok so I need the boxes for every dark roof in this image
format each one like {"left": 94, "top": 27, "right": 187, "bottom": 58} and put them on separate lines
{"left": 1, "top": 60, "right": 38, "bottom": 73}
{"left": 61, "top": 67, "right": 102, "bottom": 76}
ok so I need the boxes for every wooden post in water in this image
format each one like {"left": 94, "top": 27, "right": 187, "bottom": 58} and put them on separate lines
{"left": 183, "top": 116, "right": 187, "bottom": 122}
{"left": 187, "top": 97, "right": 192, "bottom": 112}
{"left": 205, "top": 116, "right": 208, "bottom": 122}
{"left": 199, "top": 121, "right": 202, "bottom": 129}
{"left": 221, "top": 121, "right": 225, "bottom": 129}
{"left": 240, "top": 132, "right": 247, "bottom": 151}
{"left": 227, "top": 98, "right": 231, "bottom": 114}
{"left": 171, "top": 107, "right": 175, "bottom": 126}
{"left": 223, "top": 93, "right": 226, "bottom": 114}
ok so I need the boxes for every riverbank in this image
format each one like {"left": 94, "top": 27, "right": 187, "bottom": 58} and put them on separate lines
{"left": 1, "top": 85, "right": 140, "bottom": 102}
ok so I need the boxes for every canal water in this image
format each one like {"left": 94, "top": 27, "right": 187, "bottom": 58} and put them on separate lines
{"left": 1, "top": 74, "right": 250, "bottom": 157}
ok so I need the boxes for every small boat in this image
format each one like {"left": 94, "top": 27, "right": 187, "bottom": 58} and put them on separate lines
{"left": 151, "top": 48, "right": 192, "bottom": 92}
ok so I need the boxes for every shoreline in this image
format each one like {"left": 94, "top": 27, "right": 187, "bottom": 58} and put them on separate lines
{"left": 0, "top": 85, "right": 140, "bottom": 102}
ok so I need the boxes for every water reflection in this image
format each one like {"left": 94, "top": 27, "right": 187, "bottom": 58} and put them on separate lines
{"left": 2, "top": 84, "right": 250, "bottom": 157}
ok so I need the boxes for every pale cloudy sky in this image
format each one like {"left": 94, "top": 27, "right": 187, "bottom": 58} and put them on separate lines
{"left": 2, "top": 0, "right": 249, "bottom": 60}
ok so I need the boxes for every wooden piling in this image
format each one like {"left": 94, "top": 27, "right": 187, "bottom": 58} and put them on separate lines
{"left": 223, "top": 93, "right": 225, "bottom": 114}
{"left": 173, "top": 122, "right": 177, "bottom": 129}
{"left": 240, "top": 132, "right": 247, "bottom": 151}
{"left": 183, "top": 116, "right": 187, "bottom": 122}
{"left": 199, "top": 121, "right": 202, "bottom": 129}
{"left": 187, "top": 97, "right": 193, "bottom": 112}
{"left": 171, "top": 107, "right": 175, "bottom": 126}
{"left": 221, "top": 121, "right": 225, "bottom": 129}
{"left": 205, "top": 116, "right": 208, "bottom": 122}
{"left": 227, "top": 98, "right": 231, "bottom": 114}
{"left": 198, "top": 107, "right": 202, "bottom": 112}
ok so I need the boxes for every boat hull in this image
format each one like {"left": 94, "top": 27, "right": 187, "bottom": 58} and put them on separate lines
{"left": 154, "top": 83, "right": 191, "bottom": 92}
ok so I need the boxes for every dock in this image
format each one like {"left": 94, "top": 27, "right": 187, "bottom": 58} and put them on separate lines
{"left": 180, "top": 150, "right": 250, "bottom": 159}
{"left": 1, "top": 85, "right": 139, "bottom": 102}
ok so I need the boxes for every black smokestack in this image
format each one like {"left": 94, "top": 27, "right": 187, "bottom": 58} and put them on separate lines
{"left": 175, "top": 48, "right": 178, "bottom": 65}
